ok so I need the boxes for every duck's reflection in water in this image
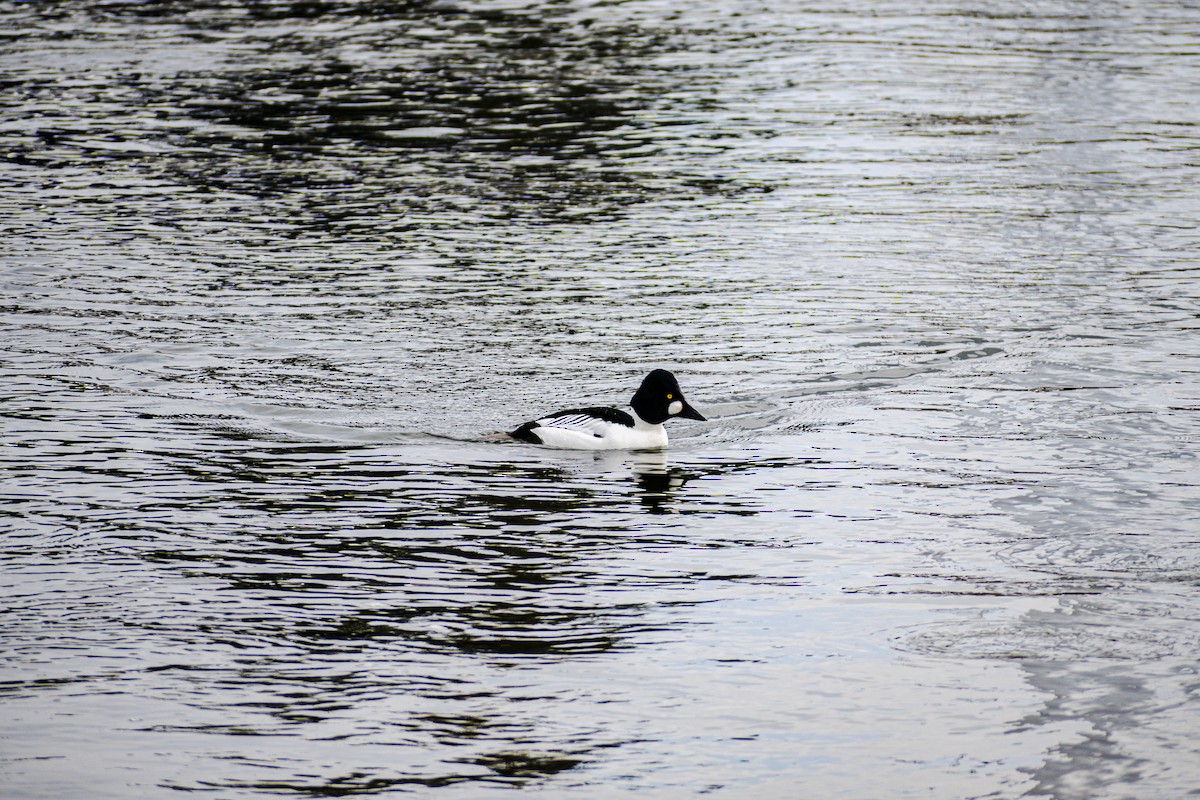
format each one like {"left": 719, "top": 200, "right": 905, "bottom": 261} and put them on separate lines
{"left": 595, "top": 450, "right": 693, "bottom": 513}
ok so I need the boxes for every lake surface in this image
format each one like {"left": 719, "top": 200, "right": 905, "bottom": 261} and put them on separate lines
{"left": 2, "top": 1, "right": 1198, "bottom": 797}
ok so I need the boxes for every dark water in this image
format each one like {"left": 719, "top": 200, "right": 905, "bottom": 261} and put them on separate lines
{"left": 2, "top": 1, "right": 1199, "bottom": 797}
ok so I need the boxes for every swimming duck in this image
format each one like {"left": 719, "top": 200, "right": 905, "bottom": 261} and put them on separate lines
{"left": 509, "top": 369, "right": 706, "bottom": 450}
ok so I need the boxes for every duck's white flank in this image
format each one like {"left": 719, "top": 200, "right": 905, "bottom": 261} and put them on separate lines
{"left": 522, "top": 412, "right": 668, "bottom": 451}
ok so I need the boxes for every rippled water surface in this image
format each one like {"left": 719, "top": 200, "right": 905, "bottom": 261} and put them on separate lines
{"left": 2, "top": 1, "right": 1199, "bottom": 797}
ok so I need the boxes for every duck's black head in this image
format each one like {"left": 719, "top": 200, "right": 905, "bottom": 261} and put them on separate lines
{"left": 630, "top": 369, "right": 706, "bottom": 425}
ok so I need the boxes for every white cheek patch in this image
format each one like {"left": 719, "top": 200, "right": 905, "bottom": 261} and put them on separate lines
{"left": 667, "top": 400, "right": 683, "bottom": 416}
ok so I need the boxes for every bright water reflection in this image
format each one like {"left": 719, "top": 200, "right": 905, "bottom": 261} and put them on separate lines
{"left": 2, "top": 0, "right": 1199, "bottom": 798}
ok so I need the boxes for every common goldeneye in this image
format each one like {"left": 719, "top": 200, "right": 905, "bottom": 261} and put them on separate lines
{"left": 509, "top": 369, "right": 706, "bottom": 450}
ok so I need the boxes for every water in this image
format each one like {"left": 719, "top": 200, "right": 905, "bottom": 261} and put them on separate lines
{"left": 2, "top": 0, "right": 1199, "bottom": 797}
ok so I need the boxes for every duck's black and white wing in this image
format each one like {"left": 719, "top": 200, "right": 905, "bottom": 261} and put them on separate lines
{"left": 510, "top": 407, "right": 634, "bottom": 444}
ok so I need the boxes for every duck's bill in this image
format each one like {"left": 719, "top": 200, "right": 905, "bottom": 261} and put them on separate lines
{"left": 679, "top": 401, "right": 706, "bottom": 421}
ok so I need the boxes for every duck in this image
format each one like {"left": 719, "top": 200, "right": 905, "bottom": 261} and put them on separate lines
{"left": 509, "top": 369, "right": 706, "bottom": 450}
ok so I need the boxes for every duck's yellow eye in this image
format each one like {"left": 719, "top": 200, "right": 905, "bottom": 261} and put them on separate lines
{"left": 666, "top": 393, "right": 674, "bottom": 400}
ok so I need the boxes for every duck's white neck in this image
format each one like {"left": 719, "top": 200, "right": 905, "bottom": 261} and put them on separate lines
{"left": 631, "top": 409, "right": 665, "bottom": 430}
